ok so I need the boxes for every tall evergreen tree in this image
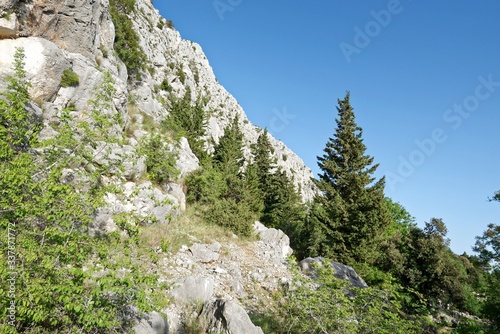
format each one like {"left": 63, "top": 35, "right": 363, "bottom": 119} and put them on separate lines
{"left": 308, "top": 92, "right": 389, "bottom": 265}
{"left": 262, "top": 168, "right": 307, "bottom": 255}
{"left": 244, "top": 129, "right": 274, "bottom": 215}
{"left": 213, "top": 116, "right": 244, "bottom": 178}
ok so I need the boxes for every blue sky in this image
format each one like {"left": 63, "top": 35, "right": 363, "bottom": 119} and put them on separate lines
{"left": 156, "top": 1, "right": 500, "bottom": 255}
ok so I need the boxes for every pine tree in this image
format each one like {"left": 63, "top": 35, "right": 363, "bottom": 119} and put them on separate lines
{"left": 262, "top": 168, "right": 307, "bottom": 254}
{"left": 213, "top": 116, "right": 244, "bottom": 178}
{"left": 252, "top": 129, "right": 274, "bottom": 186}
{"left": 308, "top": 92, "right": 389, "bottom": 265}
{"left": 243, "top": 129, "right": 274, "bottom": 216}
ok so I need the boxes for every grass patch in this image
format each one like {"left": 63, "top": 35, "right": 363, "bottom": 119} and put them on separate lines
{"left": 60, "top": 68, "right": 79, "bottom": 87}
{"left": 139, "top": 203, "right": 251, "bottom": 255}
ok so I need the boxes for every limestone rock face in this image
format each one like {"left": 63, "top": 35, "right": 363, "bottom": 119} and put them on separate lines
{"left": 201, "top": 299, "right": 264, "bottom": 334}
{"left": 171, "top": 276, "right": 215, "bottom": 305}
{"left": 0, "top": 13, "right": 17, "bottom": 38}
{"left": 25, "top": 0, "right": 114, "bottom": 60}
{"left": 133, "top": 311, "right": 169, "bottom": 334}
{"left": 0, "top": 37, "right": 69, "bottom": 101}
{"left": 299, "top": 257, "right": 369, "bottom": 289}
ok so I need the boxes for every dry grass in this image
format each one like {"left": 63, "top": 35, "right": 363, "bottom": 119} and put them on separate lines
{"left": 138, "top": 203, "right": 252, "bottom": 255}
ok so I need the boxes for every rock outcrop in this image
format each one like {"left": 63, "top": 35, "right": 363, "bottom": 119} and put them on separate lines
{"left": 134, "top": 311, "right": 169, "bottom": 334}
{"left": 201, "top": 299, "right": 264, "bottom": 334}
{"left": 163, "top": 222, "right": 291, "bottom": 333}
{"left": 299, "top": 257, "right": 368, "bottom": 289}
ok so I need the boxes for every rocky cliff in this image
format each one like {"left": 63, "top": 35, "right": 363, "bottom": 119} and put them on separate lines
{"left": 0, "top": 0, "right": 316, "bottom": 202}
{"left": 0, "top": 0, "right": 320, "bottom": 332}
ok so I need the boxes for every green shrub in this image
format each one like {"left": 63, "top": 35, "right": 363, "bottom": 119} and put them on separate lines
{"left": 160, "top": 78, "right": 172, "bottom": 92}
{"left": 256, "top": 259, "right": 423, "bottom": 334}
{"left": 109, "top": 0, "right": 146, "bottom": 80}
{"left": 204, "top": 198, "right": 255, "bottom": 237}
{"left": 138, "top": 133, "right": 179, "bottom": 184}
{"left": 176, "top": 66, "right": 186, "bottom": 84}
{"left": 157, "top": 19, "right": 164, "bottom": 30}
{"left": 60, "top": 68, "right": 79, "bottom": 87}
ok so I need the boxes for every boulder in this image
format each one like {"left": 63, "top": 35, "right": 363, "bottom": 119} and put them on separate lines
{"left": 0, "top": 37, "right": 70, "bottom": 102}
{"left": 299, "top": 257, "right": 368, "bottom": 289}
{"left": 163, "top": 182, "right": 186, "bottom": 212}
{"left": 171, "top": 276, "right": 214, "bottom": 305}
{"left": 201, "top": 299, "right": 263, "bottom": 334}
{"left": 134, "top": 311, "right": 169, "bottom": 334}
{"left": 253, "top": 221, "right": 293, "bottom": 262}
{"left": 175, "top": 137, "right": 199, "bottom": 178}
{"left": 0, "top": 12, "right": 16, "bottom": 38}
{"left": 188, "top": 243, "right": 220, "bottom": 263}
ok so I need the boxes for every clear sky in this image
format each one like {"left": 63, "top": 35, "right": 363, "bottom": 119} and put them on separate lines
{"left": 155, "top": 1, "right": 500, "bottom": 255}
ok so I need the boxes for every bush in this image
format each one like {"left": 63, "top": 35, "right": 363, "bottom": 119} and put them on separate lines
{"left": 203, "top": 198, "right": 255, "bottom": 237}
{"left": 160, "top": 78, "right": 172, "bottom": 92}
{"left": 109, "top": 0, "right": 146, "bottom": 80}
{"left": 60, "top": 68, "right": 79, "bottom": 87}
{"left": 139, "top": 133, "right": 179, "bottom": 184}
{"left": 0, "top": 50, "right": 168, "bottom": 333}
{"left": 257, "top": 260, "right": 423, "bottom": 334}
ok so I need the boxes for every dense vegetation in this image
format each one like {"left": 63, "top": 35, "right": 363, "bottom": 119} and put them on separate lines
{"left": 0, "top": 49, "right": 169, "bottom": 333}
{"left": 1, "top": 26, "right": 499, "bottom": 332}
{"left": 109, "top": 0, "right": 146, "bottom": 80}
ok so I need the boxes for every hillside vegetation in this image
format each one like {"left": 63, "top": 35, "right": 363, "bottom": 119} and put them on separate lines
{"left": 0, "top": 0, "right": 499, "bottom": 333}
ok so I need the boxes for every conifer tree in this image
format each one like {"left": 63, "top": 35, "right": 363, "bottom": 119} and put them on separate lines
{"left": 213, "top": 117, "right": 244, "bottom": 178}
{"left": 252, "top": 129, "right": 274, "bottom": 186}
{"left": 262, "top": 168, "right": 307, "bottom": 253}
{"left": 244, "top": 129, "right": 274, "bottom": 216}
{"left": 308, "top": 92, "right": 389, "bottom": 265}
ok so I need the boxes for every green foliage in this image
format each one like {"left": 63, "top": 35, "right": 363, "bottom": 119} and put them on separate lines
{"left": 384, "top": 197, "right": 416, "bottom": 237}
{"left": 262, "top": 169, "right": 307, "bottom": 254}
{"left": 0, "top": 48, "right": 38, "bottom": 158}
{"left": 60, "top": 68, "right": 79, "bottom": 87}
{"left": 186, "top": 161, "right": 226, "bottom": 204}
{"left": 481, "top": 269, "right": 500, "bottom": 331}
{"left": 157, "top": 19, "right": 165, "bottom": 30}
{"left": 162, "top": 88, "right": 207, "bottom": 160}
{"left": 138, "top": 132, "right": 179, "bottom": 184}
{"left": 183, "top": 117, "right": 268, "bottom": 237}
{"left": 1, "top": 11, "right": 12, "bottom": 20}
{"left": 0, "top": 52, "right": 167, "bottom": 332}
{"left": 376, "top": 218, "right": 476, "bottom": 313}
{"left": 473, "top": 223, "right": 500, "bottom": 270}
{"left": 213, "top": 117, "right": 244, "bottom": 177}
{"left": 307, "top": 92, "right": 390, "bottom": 265}
{"left": 176, "top": 65, "right": 186, "bottom": 84}
{"left": 490, "top": 190, "right": 500, "bottom": 202}
{"left": 453, "top": 319, "right": 488, "bottom": 334}
{"left": 204, "top": 198, "right": 255, "bottom": 237}
{"left": 109, "top": 0, "right": 147, "bottom": 80}
{"left": 160, "top": 78, "right": 172, "bottom": 92}
{"left": 260, "top": 259, "right": 422, "bottom": 334}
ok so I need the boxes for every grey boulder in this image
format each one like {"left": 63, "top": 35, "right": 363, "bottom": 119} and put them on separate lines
{"left": 299, "top": 257, "right": 368, "bottom": 289}
{"left": 201, "top": 299, "right": 263, "bottom": 334}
